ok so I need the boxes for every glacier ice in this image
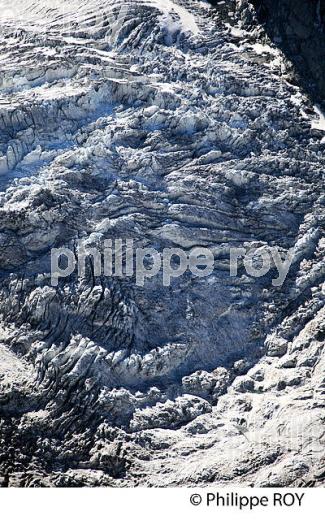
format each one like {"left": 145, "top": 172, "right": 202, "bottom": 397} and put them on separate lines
{"left": 0, "top": 0, "right": 324, "bottom": 487}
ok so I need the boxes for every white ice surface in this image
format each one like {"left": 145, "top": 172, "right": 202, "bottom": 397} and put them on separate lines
{"left": 152, "top": 0, "right": 200, "bottom": 35}
{"left": 311, "top": 104, "right": 325, "bottom": 131}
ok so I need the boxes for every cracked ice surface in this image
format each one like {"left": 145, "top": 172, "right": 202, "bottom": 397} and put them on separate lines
{"left": 0, "top": 0, "right": 324, "bottom": 487}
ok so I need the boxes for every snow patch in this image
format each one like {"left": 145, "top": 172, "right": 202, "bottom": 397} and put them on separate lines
{"left": 224, "top": 23, "right": 246, "bottom": 38}
{"left": 311, "top": 104, "right": 325, "bottom": 131}
{"left": 152, "top": 0, "right": 200, "bottom": 35}
{"left": 251, "top": 43, "right": 279, "bottom": 56}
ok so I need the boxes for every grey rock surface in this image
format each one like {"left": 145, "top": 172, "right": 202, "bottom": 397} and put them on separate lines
{"left": 0, "top": 0, "right": 324, "bottom": 487}
{"left": 248, "top": 0, "right": 325, "bottom": 103}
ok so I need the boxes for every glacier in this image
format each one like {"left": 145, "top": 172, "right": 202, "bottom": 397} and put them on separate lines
{"left": 0, "top": 0, "right": 324, "bottom": 487}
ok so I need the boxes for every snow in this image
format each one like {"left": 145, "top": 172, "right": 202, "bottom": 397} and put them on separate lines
{"left": 63, "top": 37, "right": 95, "bottom": 45}
{"left": 224, "top": 22, "right": 246, "bottom": 38}
{"left": 251, "top": 43, "right": 279, "bottom": 56}
{"left": 152, "top": 0, "right": 200, "bottom": 35}
{"left": 311, "top": 104, "right": 325, "bottom": 131}
{"left": 0, "top": 0, "right": 324, "bottom": 489}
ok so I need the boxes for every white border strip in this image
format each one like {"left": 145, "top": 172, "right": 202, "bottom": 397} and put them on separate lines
{"left": 0, "top": 487, "right": 324, "bottom": 520}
